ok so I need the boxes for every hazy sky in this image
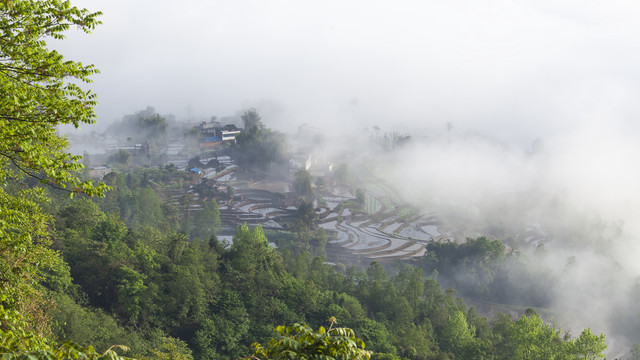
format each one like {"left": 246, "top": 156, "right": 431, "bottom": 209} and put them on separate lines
{"left": 55, "top": 0, "right": 640, "bottom": 143}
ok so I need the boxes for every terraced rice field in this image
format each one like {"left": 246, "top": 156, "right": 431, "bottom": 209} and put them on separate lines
{"left": 218, "top": 186, "right": 444, "bottom": 265}
{"left": 324, "top": 201, "right": 443, "bottom": 263}
{"left": 383, "top": 222, "right": 403, "bottom": 233}
{"left": 364, "top": 192, "right": 382, "bottom": 214}
{"left": 396, "top": 226, "right": 433, "bottom": 241}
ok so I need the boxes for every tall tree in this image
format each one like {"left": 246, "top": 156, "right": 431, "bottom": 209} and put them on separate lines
{"left": 107, "top": 106, "right": 168, "bottom": 145}
{"left": 0, "top": 0, "right": 106, "bottom": 197}
{"left": 241, "top": 108, "right": 262, "bottom": 130}
{"left": 0, "top": 0, "right": 108, "bottom": 352}
{"left": 509, "top": 314, "right": 564, "bottom": 360}
{"left": 568, "top": 328, "right": 606, "bottom": 360}
{"left": 439, "top": 310, "right": 475, "bottom": 359}
{"left": 234, "top": 116, "right": 287, "bottom": 173}
{"left": 293, "top": 169, "right": 313, "bottom": 200}
{"left": 191, "top": 199, "right": 221, "bottom": 240}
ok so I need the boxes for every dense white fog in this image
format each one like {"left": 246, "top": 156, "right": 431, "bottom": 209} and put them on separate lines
{"left": 55, "top": 1, "right": 640, "bottom": 143}
{"left": 375, "top": 121, "right": 640, "bottom": 342}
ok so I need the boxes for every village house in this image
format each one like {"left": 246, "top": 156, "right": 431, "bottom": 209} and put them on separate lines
{"left": 197, "top": 122, "right": 242, "bottom": 148}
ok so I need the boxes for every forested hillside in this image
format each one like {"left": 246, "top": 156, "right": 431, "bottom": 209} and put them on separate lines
{"left": 5, "top": 167, "right": 610, "bottom": 359}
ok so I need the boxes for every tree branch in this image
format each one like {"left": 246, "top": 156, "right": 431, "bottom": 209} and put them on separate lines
{"left": 0, "top": 150, "right": 74, "bottom": 194}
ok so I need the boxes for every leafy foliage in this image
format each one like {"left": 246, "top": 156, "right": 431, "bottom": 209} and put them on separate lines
{"left": 234, "top": 109, "right": 287, "bottom": 174}
{"left": 423, "top": 237, "right": 555, "bottom": 306}
{"left": 0, "top": 0, "right": 110, "bottom": 353}
{"left": 241, "top": 108, "right": 262, "bottom": 131}
{"left": 0, "top": 299, "right": 132, "bottom": 359}
{"left": 0, "top": 342, "right": 132, "bottom": 360}
{"left": 108, "top": 149, "right": 132, "bottom": 166}
{"left": 293, "top": 169, "right": 313, "bottom": 200}
{"left": 251, "top": 318, "right": 372, "bottom": 360}
{"left": 0, "top": 0, "right": 107, "bottom": 197}
{"left": 106, "top": 106, "right": 168, "bottom": 145}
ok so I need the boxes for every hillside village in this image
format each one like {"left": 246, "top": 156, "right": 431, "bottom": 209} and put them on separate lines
{"left": 70, "top": 108, "right": 505, "bottom": 267}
